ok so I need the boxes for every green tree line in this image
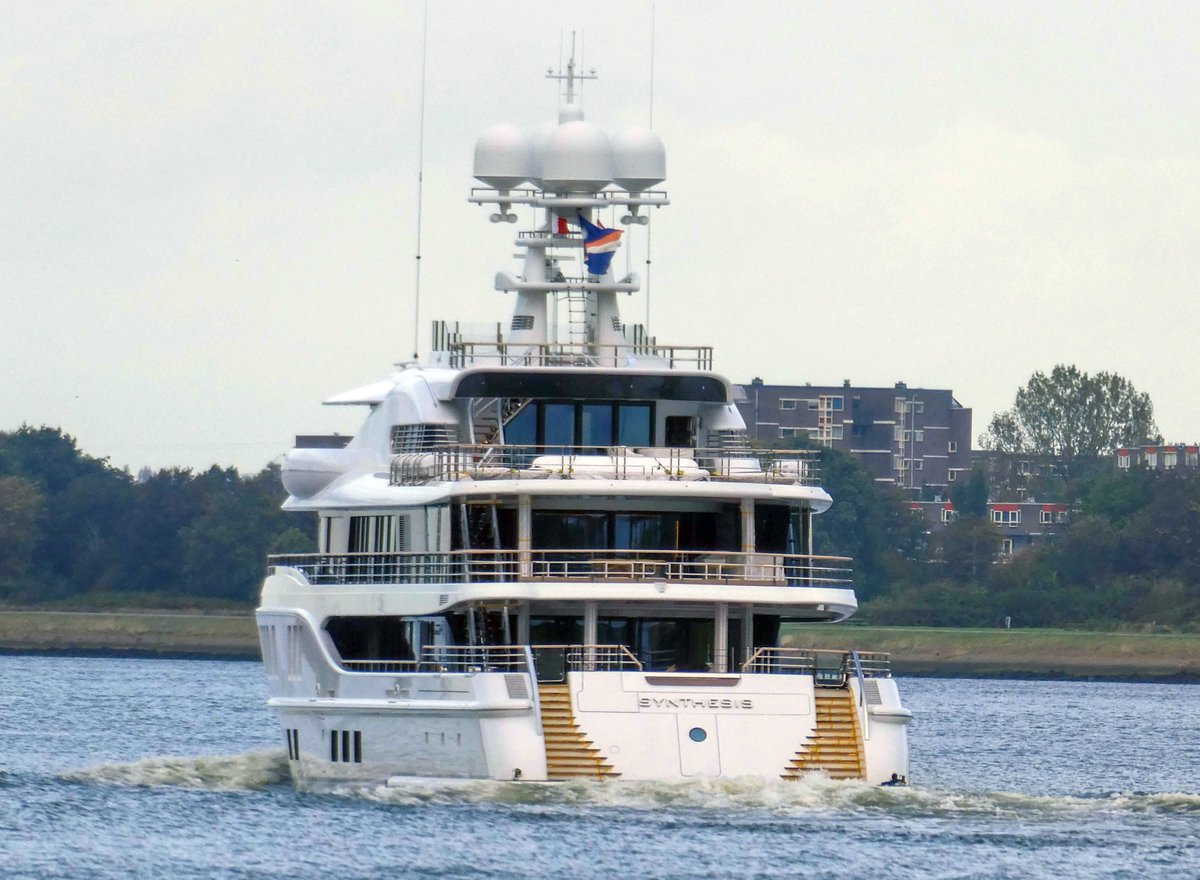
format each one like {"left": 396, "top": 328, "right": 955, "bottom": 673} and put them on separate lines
{"left": 0, "top": 426, "right": 311, "bottom": 606}
{"left": 812, "top": 447, "right": 1200, "bottom": 631}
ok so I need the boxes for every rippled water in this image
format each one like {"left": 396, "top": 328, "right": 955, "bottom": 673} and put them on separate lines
{"left": 1, "top": 655, "right": 1198, "bottom": 879}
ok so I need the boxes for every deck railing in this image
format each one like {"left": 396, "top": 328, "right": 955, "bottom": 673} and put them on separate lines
{"left": 741, "top": 647, "right": 891, "bottom": 679}
{"left": 438, "top": 341, "right": 714, "bottom": 370}
{"left": 339, "top": 643, "right": 641, "bottom": 676}
{"left": 390, "top": 444, "right": 820, "bottom": 486}
{"left": 268, "top": 548, "right": 852, "bottom": 588}
{"left": 339, "top": 644, "right": 887, "bottom": 680}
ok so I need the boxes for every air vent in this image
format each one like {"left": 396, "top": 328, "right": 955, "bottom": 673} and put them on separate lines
{"left": 329, "top": 729, "right": 363, "bottom": 763}
{"left": 864, "top": 679, "right": 882, "bottom": 705}
{"left": 505, "top": 674, "right": 530, "bottom": 700}
{"left": 285, "top": 728, "right": 300, "bottom": 761}
{"left": 511, "top": 315, "right": 534, "bottom": 331}
{"left": 706, "top": 429, "right": 753, "bottom": 451}
{"left": 390, "top": 424, "right": 458, "bottom": 454}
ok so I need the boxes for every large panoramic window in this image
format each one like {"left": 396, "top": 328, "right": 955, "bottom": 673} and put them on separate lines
{"left": 500, "top": 400, "right": 655, "bottom": 449}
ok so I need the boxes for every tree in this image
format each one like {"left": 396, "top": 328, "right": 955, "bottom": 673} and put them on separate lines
{"left": 980, "top": 365, "right": 1157, "bottom": 464}
{"left": 950, "top": 467, "right": 989, "bottom": 518}
{"left": 0, "top": 476, "right": 43, "bottom": 584}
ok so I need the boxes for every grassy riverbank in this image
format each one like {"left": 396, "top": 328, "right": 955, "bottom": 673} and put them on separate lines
{"left": 1, "top": 610, "right": 1197, "bottom": 679}
{"left": 784, "top": 625, "right": 1200, "bottom": 680}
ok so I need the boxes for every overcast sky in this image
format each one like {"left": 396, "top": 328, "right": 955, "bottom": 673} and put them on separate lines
{"left": 4, "top": 1, "right": 1198, "bottom": 473}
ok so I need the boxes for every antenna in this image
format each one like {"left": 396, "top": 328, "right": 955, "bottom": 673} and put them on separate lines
{"left": 645, "top": 3, "right": 657, "bottom": 330}
{"left": 410, "top": 0, "right": 430, "bottom": 360}
{"left": 546, "top": 31, "right": 597, "bottom": 109}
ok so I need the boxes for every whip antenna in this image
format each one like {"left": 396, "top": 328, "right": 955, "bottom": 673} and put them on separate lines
{"left": 645, "top": 1, "right": 657, "bottom": 330}
{"left": 411, "top": 0, "right": 430, "bottom": 360}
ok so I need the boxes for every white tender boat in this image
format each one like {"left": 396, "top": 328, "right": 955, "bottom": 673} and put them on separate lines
{"left": 257, "top": 54, "right": 911, "bottom": 787}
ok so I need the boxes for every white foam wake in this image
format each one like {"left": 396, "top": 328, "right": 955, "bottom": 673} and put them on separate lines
{"left": 60, "top": 749, "right": 291, "bottom": 791}
{"left": 59, "top": 756, "right": 1200, "bottom": 817}
{"left": 339, "top": 773, "right": 1200, "bottom": 817}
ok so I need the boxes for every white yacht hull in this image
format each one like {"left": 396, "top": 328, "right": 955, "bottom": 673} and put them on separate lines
{"left": 259, "top": 611, "right": 911, "bottom": 787}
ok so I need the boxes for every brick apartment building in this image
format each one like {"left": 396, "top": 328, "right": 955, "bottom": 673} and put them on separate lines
{"left": 1116, "top": 444, "right": 1200, "bottom": 472}
{"left": 736, "top": 379, "right": 973, "bottom": 494}
{"left": 909, "top": 500, "right": 1070, "bottom": 558}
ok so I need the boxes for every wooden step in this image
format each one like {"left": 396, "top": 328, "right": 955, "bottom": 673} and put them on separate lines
{"left": 784, "top": 688, "right": 865, "bottom": 781}
{"left": 537, "top": 681, "right": 620, "bottom": 780}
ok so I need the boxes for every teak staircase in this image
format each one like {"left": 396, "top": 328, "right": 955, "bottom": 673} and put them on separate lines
{"left": 783, "top": 687, "right": 866, "bottom": 780}
{"left": 537, "top": 682, "right": 619, "bottom": 780}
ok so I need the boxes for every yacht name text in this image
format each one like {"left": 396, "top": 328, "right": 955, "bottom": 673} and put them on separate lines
{"left": 638, "top": 696, "right": 754, "bottom": 711}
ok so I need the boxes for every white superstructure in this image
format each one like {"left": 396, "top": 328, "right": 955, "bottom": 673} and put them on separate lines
{"left": 257, "top": 54, "right": 911, "bottom": 787}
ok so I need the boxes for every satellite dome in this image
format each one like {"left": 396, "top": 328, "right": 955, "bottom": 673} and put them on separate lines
{"left": 611, "top": 127, "right": 666, "bottom": 191}
{"left": 473, "top": 123, "right": 535, "bottom": 189}
{"left": 528, "top": 120, "right": 560, "bottom": 187}
{"left": 539, "top": 120, "right": 613, "bottom": 192}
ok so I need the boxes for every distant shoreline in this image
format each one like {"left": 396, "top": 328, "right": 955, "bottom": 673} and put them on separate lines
{"left": 2, "top": 610, "right": 1197, "bottom": 681}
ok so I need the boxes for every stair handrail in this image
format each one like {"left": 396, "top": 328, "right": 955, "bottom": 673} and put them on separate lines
{"left": 524, "top": 644, "right": 544, "bottom": 737}
{"left": 849, "top": 650, "right": 871, "bottom": 742}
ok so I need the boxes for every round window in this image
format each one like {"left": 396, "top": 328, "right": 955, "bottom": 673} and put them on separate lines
{"left": 688, "top": 727, "right": 707, "bottom": 743}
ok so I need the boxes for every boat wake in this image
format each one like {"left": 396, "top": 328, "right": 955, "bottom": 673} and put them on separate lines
{"left": 343, "top": 773, "right": 1200, "bottom": 818}
{"left": 59, "top": 749, "right": 291, "bottom": 791}
{"left": 59, "top": 753, "right": 1200, "bottom": 818}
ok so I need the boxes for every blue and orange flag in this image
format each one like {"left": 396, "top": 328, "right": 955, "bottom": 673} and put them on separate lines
{"left": 576, "top": 211, "right": 623, "bottom": 276}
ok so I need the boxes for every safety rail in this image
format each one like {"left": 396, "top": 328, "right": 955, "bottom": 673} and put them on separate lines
{"left": 440, "top": 341, "right": 713, "bottom": 370}
{"left": 564, "top": 643, "right": 643, "bottom": 672}
{"left": 339, "top": 644, "right": 640, "bottom": 676}
{"left": 390, "top": 443, "right": 820, "bottom": 485}
{"left": 268, "top": 548, "right": 853, "bottom": 587}
{"left": 741, "top": 647, "right": 892, "bottom": 679}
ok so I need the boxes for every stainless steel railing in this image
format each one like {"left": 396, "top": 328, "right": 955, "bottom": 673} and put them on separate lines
{"left": 389, "top": 443, "right": 820, "bottom": 486}
{"left": 268, "top": 548, "right": 852, "bottom": 587}
{"left": 740, "top": 647, "right": 891, "bottom": 679}
{"left": 339, "top": 643, "right": 641, "bottom": 676}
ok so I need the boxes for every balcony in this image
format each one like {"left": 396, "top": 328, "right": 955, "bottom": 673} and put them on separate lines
{"left": 390, "top": 444, "right": 820, "bottom": 486}
{"left": 267, "top": 548, "right": 853, "bottom": 588}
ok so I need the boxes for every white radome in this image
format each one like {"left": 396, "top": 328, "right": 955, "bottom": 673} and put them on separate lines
{"left": 538, "top": 120, "right": 614, "bottom": 192}
{"left": 611, "top": 127, "right": 666, "bottom": 191}
{"left": 473, "top": 123, "right": 536, "bottom": 189}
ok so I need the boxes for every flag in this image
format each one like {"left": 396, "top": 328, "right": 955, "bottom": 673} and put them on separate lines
{"left": 576, "top": 211, "right": 623, "bottom": 276}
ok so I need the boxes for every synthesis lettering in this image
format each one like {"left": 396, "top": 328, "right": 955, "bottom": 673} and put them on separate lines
{"left": 637, "top": 697, "right": 754, "bottom": 710}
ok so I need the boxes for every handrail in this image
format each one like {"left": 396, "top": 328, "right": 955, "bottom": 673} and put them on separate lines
{"left": 438, "top": 340, "right": 713, "bottom": 370}
{"left": 268, "top": 548, "right": 853, "bottom": 588}
{"left": 849, "top": 650, "right": 870, "bottom": 742}
{"left": 389, "top": 443, "right": 820, "bottom": 486}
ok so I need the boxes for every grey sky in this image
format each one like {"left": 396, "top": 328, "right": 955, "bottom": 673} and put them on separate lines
{"left": 4, "top": 1, "right": 1197, "bottom": 472}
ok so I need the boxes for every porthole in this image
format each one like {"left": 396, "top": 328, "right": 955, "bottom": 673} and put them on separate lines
{"left": 688, "top": 727, "right": 707, "bottom": 743}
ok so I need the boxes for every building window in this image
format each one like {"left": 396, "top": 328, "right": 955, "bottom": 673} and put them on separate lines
{"left": 1117, "top": 451, "right": 1130, "bottom": 469}
{"left": 1000, "top": 538, "right": 1014, "bottom": 557}
{"left": 948, "top": 470, "right": 957, "bottom": 482}
{"left": 1187, "top": 450, "right": 1199, "bottom": 467}
{"left": 913, "top": 459, "right": 924, "bottom": 470}
{"left": 1146, "top": 452, "right": 1158, "bottom": 468}
{"left": 1164, "top": 451, "right": 1177, "bottom": 470}
{"left": 778, "top": 427, "right": 805, "bottom": 439}
{"left": 807, "top": 400, "right": 819, "bottom": 410}
{"left": 1018, "top": 460, "right": 1031, "bottom": 475}
{"left": 1040, "top": 510, "right": 1053, "bottom": 524}
{"left": 941, "top": 508, "right": 957, "bottom": 523}
{"left": 779, "top": 399, "right": 797, "bottom": 411}
{"left": 827, "top": 396, "right": 845, "bottom": 411}
{"left": 991, "top": 509, "right": 1021, "bottom": 526}
{"left": 831, "top": 425, "right": 844, "bottom": 440}
{"left": 948, "top": 441, "right": 958, "bottom": 453}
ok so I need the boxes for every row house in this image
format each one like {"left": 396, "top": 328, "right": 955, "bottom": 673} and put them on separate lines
{"left": 1116, "top": 444, "right": 1200, "bottom": 472}
{"left": 910, "top": 500, "right": 1070, "bottom": 558}
{"left": 736, "top": 379, "right": 973, "bottom": 494}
